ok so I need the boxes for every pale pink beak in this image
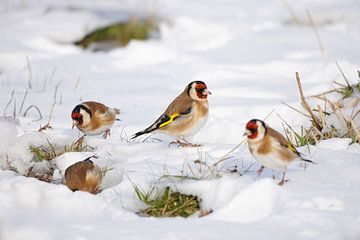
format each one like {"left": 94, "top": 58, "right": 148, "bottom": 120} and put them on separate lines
{"left": 243, "top": 129, "right": 251, "bottom": 136}
{"left": 204, "top": 89, "right": 212, "bottom": 95}
{"left": 72, "top": 120, "right": 78, "bottom": 129}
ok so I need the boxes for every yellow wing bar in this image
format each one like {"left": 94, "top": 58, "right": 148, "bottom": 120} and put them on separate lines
{"left": 159, "top": 113, "right": 180, "bottom": 128}
{"left": 287, "top": 143, "right": 295, "bottom": 151}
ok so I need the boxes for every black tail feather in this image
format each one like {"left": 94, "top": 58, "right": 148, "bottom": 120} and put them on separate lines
{"left": 300, "top": 158, "right": 317, "bottom": 164}
{"left": 132, "top": 124, "right": 158, "bottom": 139}
{"left": 132, "top": 130, "right": 150, "bottom": 139}
{"left": 295, "top": 151, "right": 317, "bottom": 164}
{"left": 132, "top": 114, "right": 168, "bottom": 139}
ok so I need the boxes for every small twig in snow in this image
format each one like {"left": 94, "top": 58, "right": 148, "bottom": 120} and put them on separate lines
{"left": 281, "top": 101, "right": 311, "bottom": 118}
{"left": 12, "top": 98, "right": 16, "bottom": 117}
{"left": 23, "top": 105, "right": 43, "bottom": 122}
{"left": 26, "top": 56, "right": 33, "bottom": 89}
{"left": 19, "top": 88, "right": 29, "bottom": 114}
{"left": 48, "top": 66, "right": 57, "bottom": 82}
{"left": 73, "top": 77, "right": 81, "bottom": 91}
{"left": 47, "top": 82, "right": 61, "bottom": 125}
{"left": 281, "top": 0, "right": 302, "bottom": 26}
{"left": 42, "top": 75, "right": 48, "bottom": 92}
{"left": 38, "top": 123, "right": 52, "bottom": 132}
{"left": 3, "top": 89, "right": 15, "bottom": 116}
{"left": 335, "top": 61, "right": 351, "bottom": 88}
{"left": 295, "top": 72, "right": 322, "bottom": 130}
{"left": 306, "top": 9, "right": 325, "bottom": 55}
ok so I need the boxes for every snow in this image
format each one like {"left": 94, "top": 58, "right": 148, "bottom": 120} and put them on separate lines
{"left": 1, "top": 0, "right": 360, "bottom": 239}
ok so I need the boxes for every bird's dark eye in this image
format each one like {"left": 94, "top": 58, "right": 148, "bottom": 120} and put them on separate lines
{"left": 76, "top": 117, "right": 83, "bottom": 125}
{"left": 249, "top": 128, "right": 257, "bottom": 134}
{"left": 196, "top": 88, "right": 206, "bottom": 92}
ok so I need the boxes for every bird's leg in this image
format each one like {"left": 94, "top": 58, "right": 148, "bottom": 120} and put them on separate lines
{"left": 272, "top": 170, "right": 276, "bottom": 180}
{"left": 256, "top": 166, "right": 265, "bottom": 177}
{"left": 169, "top": 138, "right": 202, "bottom": 148}
{"left": 278, "top": 169, "right": 289, "bottom": 186}
{"left": 74, "top": 134, "right": 86, "bottom": 148}
{"left": 103, "top": 129, "right": 111, "bottom": 139}
{"left": 182, "top": 138, "right": 203, "bottom": 147}
{"left": 168, "top": 139, "right": 182, "bottom": 147}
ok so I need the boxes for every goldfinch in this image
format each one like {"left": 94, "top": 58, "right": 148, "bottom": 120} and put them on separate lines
{"left": 71, "top": 101, "right": 120, "bottom": 139}
{"left": 65, "top": 157, "right": 102, "bottom": 193}
{"left": 245, "top": 119, "right": 315, "bottom": 185}
{"left": 132, "top": 81, "right": 211, "bottom": 147}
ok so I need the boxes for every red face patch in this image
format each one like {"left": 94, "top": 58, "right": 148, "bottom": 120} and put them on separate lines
{"left": 71, "top": 112, "right": 84, "bottom": 125}
{"left": 196, "top": 83, "right": 207, "bottom": 90}
{"left": 246, "top": 121, "right": 258, "bottom": 130}
{"left": 71, "top": 112, "right": 81, "bottom": 120}
{"left": 247, "top": 131, "right": 258, "bottom": 139}
{"left": 195, "top": 83, "right": 208, "bottom": 99}
{"left": 246, "top": 121, "right": 258, "bottom": 139}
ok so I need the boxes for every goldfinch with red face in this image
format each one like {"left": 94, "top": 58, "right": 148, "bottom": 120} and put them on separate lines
{"left": 132, "top": 81, "right": 211, "bottom": 147}
{"left": 245, "top": 119, "right": 315, "bottom": 185}
{"left": 71, "top": 101, "right": 120, "bottom": 138}
{"left": 65, "top": 157, "right": 102, "bottom": 193}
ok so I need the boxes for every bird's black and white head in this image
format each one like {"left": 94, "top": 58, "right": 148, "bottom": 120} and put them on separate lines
{"left": 187, "top": 81, "right": 211, "bottom": 101}
{"left": 71, "top": 104, "right": 92, "bottom": 128}
{"left": 245, "top": 119, "right": 267, "bottom": 141}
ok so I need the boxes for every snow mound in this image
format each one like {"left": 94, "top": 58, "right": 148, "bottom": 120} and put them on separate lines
{"left": 0, "top": 172, "right": 118, "bottom": 216}
{"left": 169, "top": 176, "right": 288, "bottom": 223}
{"left": 317, "top": 138, "right": 352, "bottom": 150}
{"left": 210, "top": 179, "right": 288, "bottom": 223}
{"left": 0, "top": 117, "right": 33, "bottom": 174}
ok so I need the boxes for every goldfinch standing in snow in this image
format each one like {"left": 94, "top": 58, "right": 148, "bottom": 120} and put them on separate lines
{"left": 71, "top": 101, "right": 120, "bottom": 139}
{"left": 132, "top": 81, "right": 211, "bottom": 147}
{"left": 65, "top": 157, "right": 102, "bottom": 193}
{"left": 245, "top": 119, "right": 315, "bottom": 185}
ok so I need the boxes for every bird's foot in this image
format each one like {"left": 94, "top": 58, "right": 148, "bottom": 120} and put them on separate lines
{"left": 199, "top": 209, "right": 213, "bottom": 217}
{"left": 256, "top": 166, "right": 265, "bottom": 177}
{"left": 168, "top": 140, "right": 202, "bottom": 148}
{"left": 91, "top": 188, "right": 102, "bottom": 194}
{"left": 103, "top": 129, "right": 111, "bottom": 139}
{"left": 277, "top": 179, "right": 290, "bottom": 186}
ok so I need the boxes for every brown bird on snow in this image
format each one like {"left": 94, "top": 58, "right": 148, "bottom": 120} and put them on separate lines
{"left": 65, "top": 157, "right": 102, "bottom": 193}
{"left": 244, "top": 119, "right": 316, "bottom": 186}
{"left": 71, "top": 101, "right": 120, "bottom": 139}
{"left": 132, "top": 81, "right": 211, "bottom": 147}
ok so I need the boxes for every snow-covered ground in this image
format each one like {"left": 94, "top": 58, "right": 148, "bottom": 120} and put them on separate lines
{"left": 0, "top": 0, "right": 360, "bottom": 239}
